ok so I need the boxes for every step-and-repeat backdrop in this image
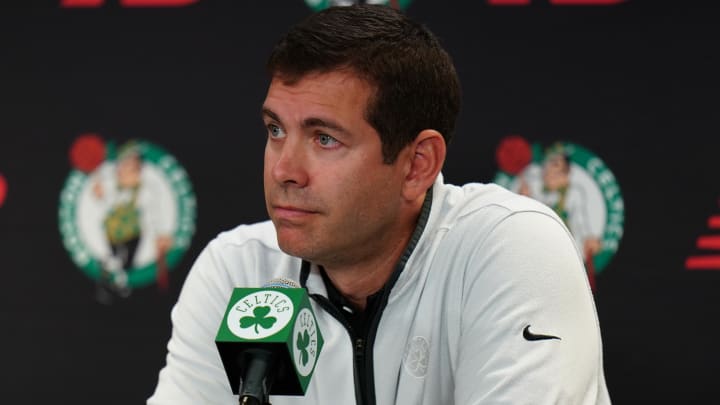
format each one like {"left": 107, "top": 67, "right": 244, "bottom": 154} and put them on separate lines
{"left": 1, "top": 1, "right": 717, "bottom": 403}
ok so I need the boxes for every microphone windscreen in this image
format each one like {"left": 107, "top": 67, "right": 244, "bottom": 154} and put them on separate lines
{"left": 262, "top": 278, "right": 301, "bottom": 289}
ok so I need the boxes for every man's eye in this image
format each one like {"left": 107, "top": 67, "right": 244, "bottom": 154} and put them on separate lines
{"left": 268, "top": 124, "right": 285, "bottom": 138}
{"left": 317, "top": 134, "right": 339, "bottom": 148}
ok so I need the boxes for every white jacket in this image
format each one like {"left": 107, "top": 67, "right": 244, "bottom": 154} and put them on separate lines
{"left": 148, "top": 175, "right": 611, "bottom": 404}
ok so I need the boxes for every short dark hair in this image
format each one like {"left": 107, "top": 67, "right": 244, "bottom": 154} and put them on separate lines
{"left": 266, "top": 4, "right": 461, "bottom": 164}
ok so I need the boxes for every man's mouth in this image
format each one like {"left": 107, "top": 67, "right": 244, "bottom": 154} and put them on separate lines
{"left": 271, "top": 204, "right": 319, "bottom": 221}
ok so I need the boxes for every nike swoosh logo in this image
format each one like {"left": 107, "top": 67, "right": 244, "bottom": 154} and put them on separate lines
{"left": 523, "top": 325, "right": 561, "bottom": 341}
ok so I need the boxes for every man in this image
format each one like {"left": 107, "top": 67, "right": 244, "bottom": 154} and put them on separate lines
{"left": 149, "top": 5, "right": 610, "bottom": 404}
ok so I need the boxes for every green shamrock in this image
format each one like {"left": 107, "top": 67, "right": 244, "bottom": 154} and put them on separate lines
{"left": 296, "top": 330, "right": 310, "bottom": 366}
{"left": 239, "top": 306, "right": 277, "bottom": 334}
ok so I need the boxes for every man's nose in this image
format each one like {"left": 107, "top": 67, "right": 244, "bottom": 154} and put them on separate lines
{"left": 270, "top": 137, "right": 309, "bottom": 188}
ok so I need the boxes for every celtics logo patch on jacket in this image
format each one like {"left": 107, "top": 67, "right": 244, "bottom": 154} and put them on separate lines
{"left": 59, "top": 135, "right": 196, "bottom": 300}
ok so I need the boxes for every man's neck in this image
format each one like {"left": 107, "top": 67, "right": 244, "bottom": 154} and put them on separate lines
{"left": 314, "top": 190, "right": 433, "bottom": 312}
{"left": 320, "top": 232, "right": 410, "bottom": 311}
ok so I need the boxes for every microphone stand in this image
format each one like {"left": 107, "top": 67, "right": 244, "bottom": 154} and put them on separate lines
{"left": 238, "top": 349, "right": 276, "bottom": 405}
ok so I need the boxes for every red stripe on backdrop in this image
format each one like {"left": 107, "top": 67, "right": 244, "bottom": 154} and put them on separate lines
{"left": 708, "top": 216, "right": 720, "bottom": 229}
{"left": 696, "top": 236, "right": 720, "bottom": 250}
{"left": 685, "top": 256, "right": 720, "bottom": 270}
{"left": 0, "top": 173, "right": 6, "bottom": 207}
{"left": 60, "top": 0, "right": 104, "bottom": 6}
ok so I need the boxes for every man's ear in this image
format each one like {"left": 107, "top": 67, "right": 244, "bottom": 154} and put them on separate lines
{"left": 402, "top": 129, "right": 446, "bottom": 202}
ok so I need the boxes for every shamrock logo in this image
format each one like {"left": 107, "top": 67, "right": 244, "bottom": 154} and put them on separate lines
{"left": 296, "top": 330, "right": 311, "bottom": 366}
{"left": 239, "top": 306, "right": 277, "bottom": 334}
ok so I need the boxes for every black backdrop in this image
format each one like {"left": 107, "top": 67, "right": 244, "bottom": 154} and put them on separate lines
{"left": 1, "top": 1, "right": 719, "bottom": 403}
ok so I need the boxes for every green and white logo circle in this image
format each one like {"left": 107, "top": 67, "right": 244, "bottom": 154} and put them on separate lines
{"left": 304, "top": 0, "right": 413, "bottom": 12}
{"left": 495, "top": 140, "right": 624, "bottom": 273}
{"left": 59, "top": 139, "right": 196, "bottom": 290}
{"left": 293, "top": 307, "right": 320, "bottom": 377}
{"left": 227, "top": 291, "right": 295, "bottom": 340}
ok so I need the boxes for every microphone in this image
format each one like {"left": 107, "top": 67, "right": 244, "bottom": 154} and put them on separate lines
{"left": 215, "top": 278, "right": 324, "bottom": 405}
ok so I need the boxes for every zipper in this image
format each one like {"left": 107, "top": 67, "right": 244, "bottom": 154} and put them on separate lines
{"left": 310, "top": 293, "right": 367, "bottom": 405}
{"left": 354, "top": 338, "right": 365, "bottom": 359}
{"left": 354, "top": 337, "right": 366, "bottom": 405}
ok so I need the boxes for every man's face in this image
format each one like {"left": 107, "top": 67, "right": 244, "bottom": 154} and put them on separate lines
{"left": 262, "top": 71, "right": 408, "bottom": 268}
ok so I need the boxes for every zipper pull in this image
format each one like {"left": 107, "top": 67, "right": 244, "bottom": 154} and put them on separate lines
{"left": 354, "top": 338, "right": 364, "bottom": 358}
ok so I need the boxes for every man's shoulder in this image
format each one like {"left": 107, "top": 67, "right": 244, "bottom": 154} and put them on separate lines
{"left": 193, "top": 220, "right": 302, "bottom": 286}
{"left": 429, "top": 181, "right": 569, "bottom": 249}
{"left": 437, "top": 181, "right": 557, "bottom": 222}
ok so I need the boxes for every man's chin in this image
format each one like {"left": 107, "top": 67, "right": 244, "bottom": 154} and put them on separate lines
{"left": 276, "top": 235, "right": 313, "bottom": 260}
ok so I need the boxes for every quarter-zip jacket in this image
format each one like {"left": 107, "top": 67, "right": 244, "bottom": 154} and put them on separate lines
{"left": 149, "top": 175, "right": 611, "bottom": 404}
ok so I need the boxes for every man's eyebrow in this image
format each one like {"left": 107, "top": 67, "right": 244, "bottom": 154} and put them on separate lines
{"left": 262, "top": 107, "right": 281, "bottom": 124}
{"left": 262, "top": 107, "right": 350, "bottom": 136}
{"left": 301, "top": 117, "right": 349, "bottom": 135}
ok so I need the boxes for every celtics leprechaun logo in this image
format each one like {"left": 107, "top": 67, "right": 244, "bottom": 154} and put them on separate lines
{"left": 304, "top": 0, "right": 413, "bottom": 11}
{"left": 494, "top": 136, "right": 624, "bottom": 291}
{"left": 59, "top": 134, "right": 196, "bottom": 303}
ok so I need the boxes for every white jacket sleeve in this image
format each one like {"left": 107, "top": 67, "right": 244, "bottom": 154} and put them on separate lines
{"left": 455, "top": 211, "right": 611, "bottom": 404}
{"left": 147, "top": 242, "right": 237, "bottom": 405}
